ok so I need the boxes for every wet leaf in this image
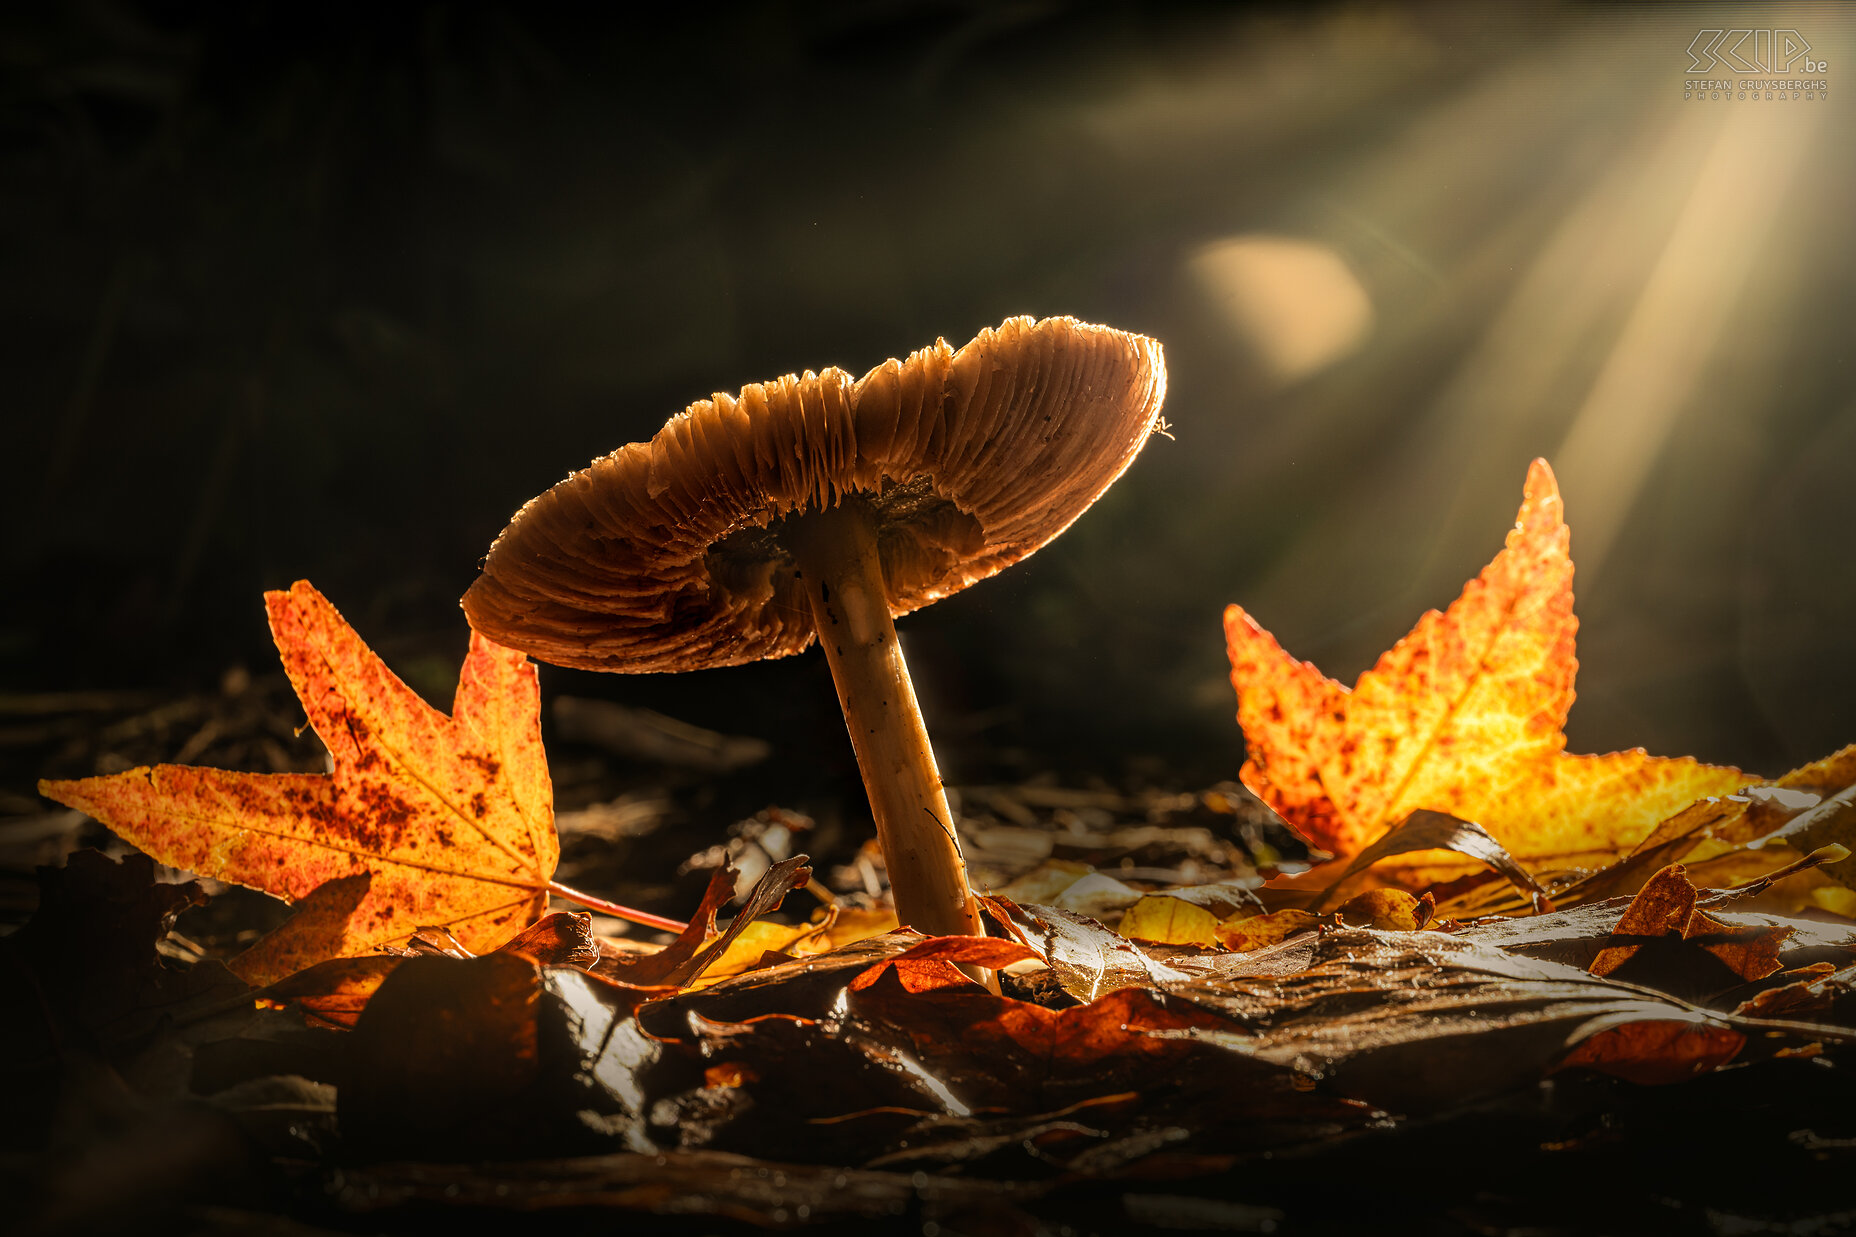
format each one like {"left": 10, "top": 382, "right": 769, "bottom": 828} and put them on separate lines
{"left": 999, "top": 901, "right": 1194, "bottom": 1002}
{"left": 1172, "top": 929, "right": 1757, "bottom": 1112}
{"left": 1225, "top": 460, "right": 1752, "bottom": 860}
{"left": 1454, "top": 894, "right": 1852, "bottom": 982}
{"left": 844, "top": 969, "right": 1247, "bottom": 1112}
{"left": 40, "top": 581, "right": 557, "bottom": 966}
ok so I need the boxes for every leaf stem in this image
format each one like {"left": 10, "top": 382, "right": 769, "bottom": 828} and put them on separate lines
{"left": 547, "top": 880, "right": 689, "bottom": 933}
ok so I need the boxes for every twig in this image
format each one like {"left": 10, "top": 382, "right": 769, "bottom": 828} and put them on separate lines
{"left": 548, "top": 880, "right": 689, "bottom": 933}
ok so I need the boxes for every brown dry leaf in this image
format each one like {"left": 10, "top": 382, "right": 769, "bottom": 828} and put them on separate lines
{"left": 337, "top": 919, "right": 1845, "bottom": 1175}
{"left": 848, "top": 935, "right": 1044, "bottom": 994}
{"left": 1589, "top": 863, "right": 1792, "bottom": 983}
{"left": 342, "top": 929, "right": 1373, "bottom": 1171}
{"left": 341, "top": 951, "right": 603, "bottom": 1158}
{"left": 262, "top": 909, "right": 603, "bottom": 1028}
{"left": 841, "top": 937, "right": 1266, "bottom": 1116}
{"left": 1315, "top": 809, "right": 1550, "bottom": 913}
{"left": 1588, "top": 865, "right": 1699, "bottom": 977}
{"left": 1225, "top": 460, "right": 1752, "bottom": 861}
{"left": 1732, "top": 962, "right": 1848, "bottom": 1021}
{"left": 262, "top": 955, "right": 402, "bottom": 1030}
{"left": 40, "top": 581, "right": 558, "bottom": 969}
{"left": 1552, "top": 1013, "right": 1744, "bottom": 1085}
{"left": 1335, "top": 888, "right": 1434, "bottom": 931}
{"left": 500, "top": 910, "right": 603, "bottom": 968}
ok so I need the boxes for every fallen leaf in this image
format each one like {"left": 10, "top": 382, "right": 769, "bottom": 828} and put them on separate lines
{"left": 41, "top": 581, "right": 557, "bottom": 966}
{"left": 1452, "top": 893, "right": 1852, "bottom": 985}
{"left": 499, "top": 910, "right": 603, "bottom": 968}
{"left": 999, "top": 901, "right": 1194, "bottom": 1002}
{"left": 260, "top": 908, "right": 605, "bottom": 1029}
{"left": 1733, "top": 963, "right": 1848, "bottom": 1021}
{"left": 1588, "top": 864, "right": 1700, "bottom": 977}
{"left": 688, "top": 919, "right": 826, "bottom": 981}
{"left": 1225, "top": 460, "right": 1752, "bottom": 860}
{"left": 1553, "top": 1013, "right": 1744, "bottom": 1085}
{"left": 335, "top": 914, "right": 1854, "bottom": 1177}
{"left": 1175, "top": 929, "right": 1758, "bottom": 1112}
{"left": 1120, "top": 895, "right": 1222, "bottom": 947}
{"left": 1314, "top": 808, "right": 1550, "bottom": 914}
{"left": 261, "top": 955, "right": 402, "bottom": 1030}
{"left": 1772, "top": 781, "right": 1856, "bottom": 891}
{"left": 1334, "top": 888, "right": 1434, "bottom": 931}
{"left": 341, "top": 950, "right": 652, "bottom": 1158}
{"left": 1544, "top": 792, "right": 1768, "bottom": 911}
{"left": 692, "top": 904, "right": 899, "bottom": 987}
{"left": 1215, "top": 909, "right": 1321, "bottom": 952}
{"left": 231, "top": 873, "right": 373, "bottom": 987}
{"left": 1589, "top": 864, "right": 1792, "bottom": 985}
{"left": 1552, "top": 749, "right": 1854, "bottom": 909}
{"left": 848, "top": 935, "right": 1044, "bottom": 993}
{"left": 1046, "top": 871, "right": 1145, "bottom": 921}
{"left": 597, "top": 856, "right": 811, "bottom": 989}
{"left": 2, "top": 850, "right": 243, "bottom": 1052}
{"left": 1148, "top": 880, "right": 1266, "bottom": 918}
{"left": 991, "top": 859, "right": 1095, "bottom": 906}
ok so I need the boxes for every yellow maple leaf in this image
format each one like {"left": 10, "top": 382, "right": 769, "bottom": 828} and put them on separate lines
{"left": 41, "top": 581, "right": 559, "bottom": 980}
{"left": 1225, "top": 460, "right": 1754, "bottom": 861}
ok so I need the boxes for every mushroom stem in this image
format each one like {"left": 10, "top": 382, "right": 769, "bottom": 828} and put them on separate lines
{"left": 789, "top": 499, "right": 992, "bottom": 968}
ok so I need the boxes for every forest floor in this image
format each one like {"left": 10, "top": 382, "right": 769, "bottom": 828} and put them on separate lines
{"left": 5, "top": 676, "right": 1856, "bottom": 1237}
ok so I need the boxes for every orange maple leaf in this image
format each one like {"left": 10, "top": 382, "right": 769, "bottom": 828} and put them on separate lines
{"left": 40, "top": 581, "right": 560, "bottom": 975}
{"left": 1225, "top": 459, "right": 1755, "bottom": 861}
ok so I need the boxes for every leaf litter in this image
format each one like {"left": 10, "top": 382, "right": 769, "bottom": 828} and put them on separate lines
{"left": 11, "top": 462, "right": 1856, "bottom": 1233}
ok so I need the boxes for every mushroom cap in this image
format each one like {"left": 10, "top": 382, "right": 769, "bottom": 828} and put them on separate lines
{"left": 463, "top": 315, "right": 1167, "bottom": 672}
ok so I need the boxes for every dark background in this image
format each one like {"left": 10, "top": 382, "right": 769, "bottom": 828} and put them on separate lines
{"left": 5, "top": 0, "right": 1853, "bottom": 805}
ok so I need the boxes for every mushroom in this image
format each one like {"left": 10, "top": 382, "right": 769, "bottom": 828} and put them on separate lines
{"left": 463, "top": 315, "right": 1166, "bottom": 949}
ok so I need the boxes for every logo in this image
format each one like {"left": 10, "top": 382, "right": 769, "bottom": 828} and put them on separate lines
{"left": 1686, "top": 29, "right": 1824, "bottom": 74}
{"left": 1683, "top": 29, "right": 1828, "bottom": 101}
